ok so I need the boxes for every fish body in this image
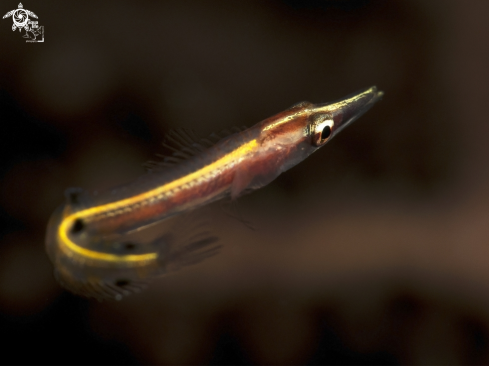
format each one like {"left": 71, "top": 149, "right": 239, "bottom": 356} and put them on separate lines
{"left": 46, "top": 86, "right": 383, "bottom": 299}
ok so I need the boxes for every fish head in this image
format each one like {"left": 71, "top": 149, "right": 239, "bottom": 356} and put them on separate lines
{"left": 308, "top": 86, "right": 383, "bottom": 148}
{"left": 259, "top": 86, "right": 382, "bottom": 152}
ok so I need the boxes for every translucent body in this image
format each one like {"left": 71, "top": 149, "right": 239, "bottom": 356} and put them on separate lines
{"left": 45, "top": 86, "right": 383, "bottom": 299}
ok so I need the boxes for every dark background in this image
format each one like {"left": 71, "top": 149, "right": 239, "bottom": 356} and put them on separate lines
{"left": 1, "top": 0, "right": 488, "bottom": 364}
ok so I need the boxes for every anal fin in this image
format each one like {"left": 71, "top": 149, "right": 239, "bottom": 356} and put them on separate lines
{"left": 144, "top": 208, "right": 222, "bottom": 275}
{"left": 231, "top": 167, "right": 254, "bottom": 199}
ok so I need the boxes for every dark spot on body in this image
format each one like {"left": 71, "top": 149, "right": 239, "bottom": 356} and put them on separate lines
{"left": 69, "top": 192, "right": 80, "bottom": 205}
{"left": 71, "top": 218, "right": 85, "bottom": 234}
{"left": 115, "top": 279, "right": 130, "bottom": 287}
{"left": 123, "top": 242, "right": 136, "bottom": 251}
{"left": 64, "top": 187, "right": 86, "bottom": 206}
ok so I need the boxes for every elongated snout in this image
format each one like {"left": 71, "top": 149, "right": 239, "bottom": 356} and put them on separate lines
{"left": 314, "top": 86, "right": 383, "bottom": 136}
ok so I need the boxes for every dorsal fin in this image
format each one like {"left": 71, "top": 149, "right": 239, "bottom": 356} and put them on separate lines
{"left": 288, "top": 101, "right": 313, "bottom": 110}
{"left": 144, "top": 126, "right": 248, "bottom": 172}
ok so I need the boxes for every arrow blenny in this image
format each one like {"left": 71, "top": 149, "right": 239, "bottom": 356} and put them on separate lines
{"left": 46, "top": 86, "right": 383, "bottom": 300}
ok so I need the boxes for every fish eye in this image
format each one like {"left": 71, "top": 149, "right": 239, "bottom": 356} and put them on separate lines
{"left": 312, "top": 118, "right": 334, "bottom": 147}
{"left": 71, "top": 218, "right": 85, "bottom": 234}
{"left": 321, "top": 125, "right": 332, "bottom": 140}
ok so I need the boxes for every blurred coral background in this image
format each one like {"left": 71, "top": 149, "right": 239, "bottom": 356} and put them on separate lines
{"left": 1, "top": 0, "right": 489, "bottom": 364}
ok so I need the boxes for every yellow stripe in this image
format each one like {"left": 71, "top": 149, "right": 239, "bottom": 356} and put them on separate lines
{"left": 59, "top": 220, "right": 158, "bottom": 262}
{"left": 57, "top": 139, "right": 259, "bottom": 263}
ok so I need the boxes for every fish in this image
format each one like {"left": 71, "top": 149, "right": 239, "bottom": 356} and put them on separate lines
{"left": 45, "top": 86, "right": 383, "bottom": 300}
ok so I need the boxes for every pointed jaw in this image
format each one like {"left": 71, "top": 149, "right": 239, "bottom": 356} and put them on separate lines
{"left": 314, "top": 86, "right": 383, "bottom": 136}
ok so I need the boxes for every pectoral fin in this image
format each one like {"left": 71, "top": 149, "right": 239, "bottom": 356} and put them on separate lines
{"left": 231, "top": 167, "right": 254, "bottom": 199}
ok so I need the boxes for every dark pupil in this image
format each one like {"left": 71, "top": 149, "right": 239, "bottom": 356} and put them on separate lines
{"left": 321, "top": 125, "right": 331, "bottom": 140}
{"left": 124, "top": 242, "right": 136, "bottom": 250}
{"left": 71, "top": 218, "right": 85, "bottom": 234}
